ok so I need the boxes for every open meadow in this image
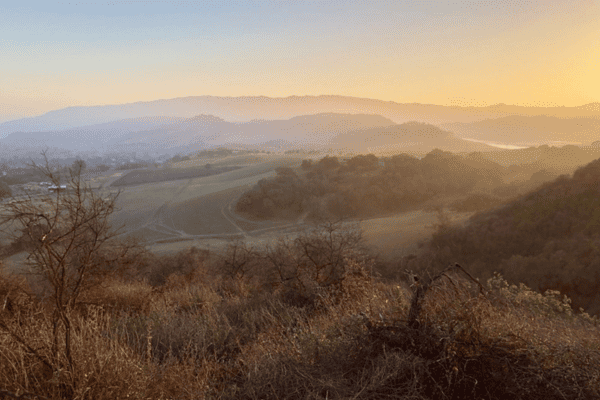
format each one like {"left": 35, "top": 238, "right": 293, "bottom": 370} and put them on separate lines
{"left": 77, "top": 154, "right": 478, "bottom": 257}
{"left": 359, "top": 209, "right": 474, "bottom": 260}
{"left": 106, "top": 155, "right": 306, "bottom": 248}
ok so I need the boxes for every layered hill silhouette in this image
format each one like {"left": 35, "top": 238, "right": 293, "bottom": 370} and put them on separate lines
{"left": 0, "top": 113, "right": 499, "bottom": 156}
{"left": 0, "top": 113, "right": 396, "bottom": 156}
{"left": 113, "top": 113, "right": 398, "bottom": 153}
{"left": 329, "top": 121, "right": 497, "bottom": 153}
{"left": 441, "top": 115, "right": 600, "bottom": 146}
{"left": 0, "top": 116, "right": 188, "bottom": 153}
{"left": 2, "top": 95, "right": 599, "bottom": 138}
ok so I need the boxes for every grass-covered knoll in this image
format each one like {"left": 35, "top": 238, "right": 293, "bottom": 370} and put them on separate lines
{"left": 111, "top": 165, "right": 242, "bottom": 186}
{"left": 0, "top": 223, "right": 599, "bottom": 399}
{"left": 104, "top": 158, "right": 303, "bottom": 244}
{"left": 406, "top": 157, "right": 600, "bottom": 317}
{"left": 235, "top": 150, "right": 560, "bottom": 221}
{"left": 478, "top": 144, "right": 600, "bottom": 171}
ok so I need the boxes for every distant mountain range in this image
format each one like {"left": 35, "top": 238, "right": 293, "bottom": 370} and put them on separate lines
{"left": 1, "top": 95, "right": 599, "bottom": 139}
{"left": 441, "top": 115, "right": 600, "bottom": 146}
{"left": 0, "top": 113, "right": 498, "bottom": 157}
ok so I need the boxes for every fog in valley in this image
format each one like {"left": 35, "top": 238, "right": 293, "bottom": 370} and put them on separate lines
{"left": 1, "top": 1, "right": 600, "bottom": 398}
{"left": 3, "top": 98, "right": 600, "bottom": 327}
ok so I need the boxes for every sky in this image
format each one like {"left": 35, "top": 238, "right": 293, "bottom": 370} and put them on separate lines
{"left": 1, "top": 0, "right": 599, "bottom": 122}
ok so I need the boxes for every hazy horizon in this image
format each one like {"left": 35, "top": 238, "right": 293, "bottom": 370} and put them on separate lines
{"left": 2, "top": 94, "right": 600, "bottom": 124}
{"left": 1, "top": 0, "right": 599, "bottom": 123}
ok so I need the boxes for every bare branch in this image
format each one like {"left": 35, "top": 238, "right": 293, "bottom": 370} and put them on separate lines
{"left": 0, "top": 151, "right": 124, "bottom": 374}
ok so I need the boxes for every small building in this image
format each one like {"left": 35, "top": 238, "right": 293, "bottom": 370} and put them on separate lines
{"left": 48, "top": 185, "right": 67, "bottom": 193}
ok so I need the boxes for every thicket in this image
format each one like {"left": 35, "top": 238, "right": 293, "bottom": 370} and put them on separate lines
{"left": 236, "top": 150, "right": 558, "bottom": 220}
{"left": 406, "top": 158, "right": 600, "bottom": 317}
{"left": 1, "top": 231, "right": 599, "bottom": 399}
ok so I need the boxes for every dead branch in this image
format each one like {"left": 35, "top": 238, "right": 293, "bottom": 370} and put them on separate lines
{"left": 407, "top": 263, "right": 490, "bottom": 329}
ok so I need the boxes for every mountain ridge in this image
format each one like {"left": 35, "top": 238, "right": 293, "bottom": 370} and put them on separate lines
{"left": 0, "top": 113, "right": 497, "bottom": 157}
{"left": 3, "top": 95, "right": 600, "bottom": 139}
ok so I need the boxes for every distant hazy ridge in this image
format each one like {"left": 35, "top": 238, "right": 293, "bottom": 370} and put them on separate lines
{"left": 2, "top": 95, "right": 599, "bottom": 138}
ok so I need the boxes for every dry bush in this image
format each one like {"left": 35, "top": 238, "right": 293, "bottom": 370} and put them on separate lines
{"left": 0, "top": 298, "right": 154, "bottom": 399}
{"left": 209, "top": 240, "right": 263, "bottom": 299}
{"left": 259, "top": 221, "right": 370, "bottom": 309}
{"left": 0, "top": 154, "right": 139, "bottom": 385}
{"left": 135, "top": 246, "right": 209, "bottom": 287}
{"left": 224, "top": 264, "right": 600, "bottom": 400}
{"left": 79, "top": 278, "right": 155, "bottom": 315}
{"left": 0, "top": 263, "right": 37, "bottom": 317}
{"left": 3, "top": 213, "right": 600, "bottom": 400}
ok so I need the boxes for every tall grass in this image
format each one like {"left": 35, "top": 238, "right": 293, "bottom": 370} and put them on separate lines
{"left": 1, "top": 245, "right": 599, "bottom": 399}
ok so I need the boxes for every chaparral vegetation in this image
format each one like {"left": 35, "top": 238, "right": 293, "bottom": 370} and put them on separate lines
{"left": 0, "top": 152, "right": 599, "bottom": 399}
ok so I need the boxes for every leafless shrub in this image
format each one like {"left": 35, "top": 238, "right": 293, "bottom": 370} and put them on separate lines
{"left": 0, "top": 151, "right": 127, "bottom": 389}
{"left": 259, "top": 221, "right": 371, "bottom": 310}
{"left": 216, "top": 240, "right": 261, "bottom": 282}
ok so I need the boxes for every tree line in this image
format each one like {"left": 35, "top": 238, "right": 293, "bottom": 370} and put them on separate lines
{"left": 406, "top": 157, "right": 600, "bottom": 316}
{"left": 235, "top": 150, "right": 560, "bottom": 220}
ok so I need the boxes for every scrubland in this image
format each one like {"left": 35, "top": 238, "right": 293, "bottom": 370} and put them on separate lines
{"left": 2, "top": 150, "right": 600, "bottom": 399}
{"left": 1, "top": 223, "right": 599, "bottom": 399}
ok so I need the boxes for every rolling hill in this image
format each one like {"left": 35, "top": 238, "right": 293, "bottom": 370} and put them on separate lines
{"left": 409, "top": 156, "right": 600, "bottom": 316}
{"left": 109, "top": 113, "right": 398, "bottom": 153}
{"left": 441, "top": 115, "right": 600, "bottom": 146}
{"left": 2, "top": 95, "right": 599, "bottom": 139}
{"left": 328, "top": 121, "right": 499, "bottom": 154}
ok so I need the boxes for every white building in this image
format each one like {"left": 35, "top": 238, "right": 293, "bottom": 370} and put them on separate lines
{"left": 48, "top": 185, "right": 67, "bottom": 193}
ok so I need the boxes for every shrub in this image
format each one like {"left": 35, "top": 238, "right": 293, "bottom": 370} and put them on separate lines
{"left": 0, "top": 181, "right": 11, "bottom": 199}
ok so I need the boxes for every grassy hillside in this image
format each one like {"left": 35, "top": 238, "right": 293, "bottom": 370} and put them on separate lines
{"left": 477, "top": 144, "right": 600, "bottom": 173}
{"left": 329, "top": 121, "right": 499, "bottom": 154}
{"left": 407, "top": 157, "right": 600, "bottom": 316}
{"left": 110, "top": 165, "right": 242, "bottom": 186}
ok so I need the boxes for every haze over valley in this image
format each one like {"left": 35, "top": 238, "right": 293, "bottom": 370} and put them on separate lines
{"left": 1, "top": 1, "right": 600, "bottom": 398}
{"left": 3, "top": 95, "right": 600, "bottom": 296}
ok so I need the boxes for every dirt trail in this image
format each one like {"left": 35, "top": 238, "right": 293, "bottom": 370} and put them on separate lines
{"left": 221, "top": 200, "right": 247, "bottom": 237}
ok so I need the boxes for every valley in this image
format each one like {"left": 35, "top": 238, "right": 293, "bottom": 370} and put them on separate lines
{"left": 3, "top": 3, "right": 600, "bottom": 397}
{"left": 102, "top": 154, "right": 474, "bottom": 258}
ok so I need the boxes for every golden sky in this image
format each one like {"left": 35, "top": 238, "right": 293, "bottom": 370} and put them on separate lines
{"left": 0, "top": 0, "right": 598, "bottom": 122}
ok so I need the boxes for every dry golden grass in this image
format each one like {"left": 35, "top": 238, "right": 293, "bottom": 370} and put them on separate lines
{"left": 1, "top": 248, "right": 599, "bottom": 399}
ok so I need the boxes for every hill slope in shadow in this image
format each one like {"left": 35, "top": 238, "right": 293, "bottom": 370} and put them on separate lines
{"left": 408, "top": 156, "right": 600, "bottom": 316}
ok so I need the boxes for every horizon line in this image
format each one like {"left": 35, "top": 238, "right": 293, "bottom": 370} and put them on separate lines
{"left": 2, "top": 95, "right": 599, "bottom": 124}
